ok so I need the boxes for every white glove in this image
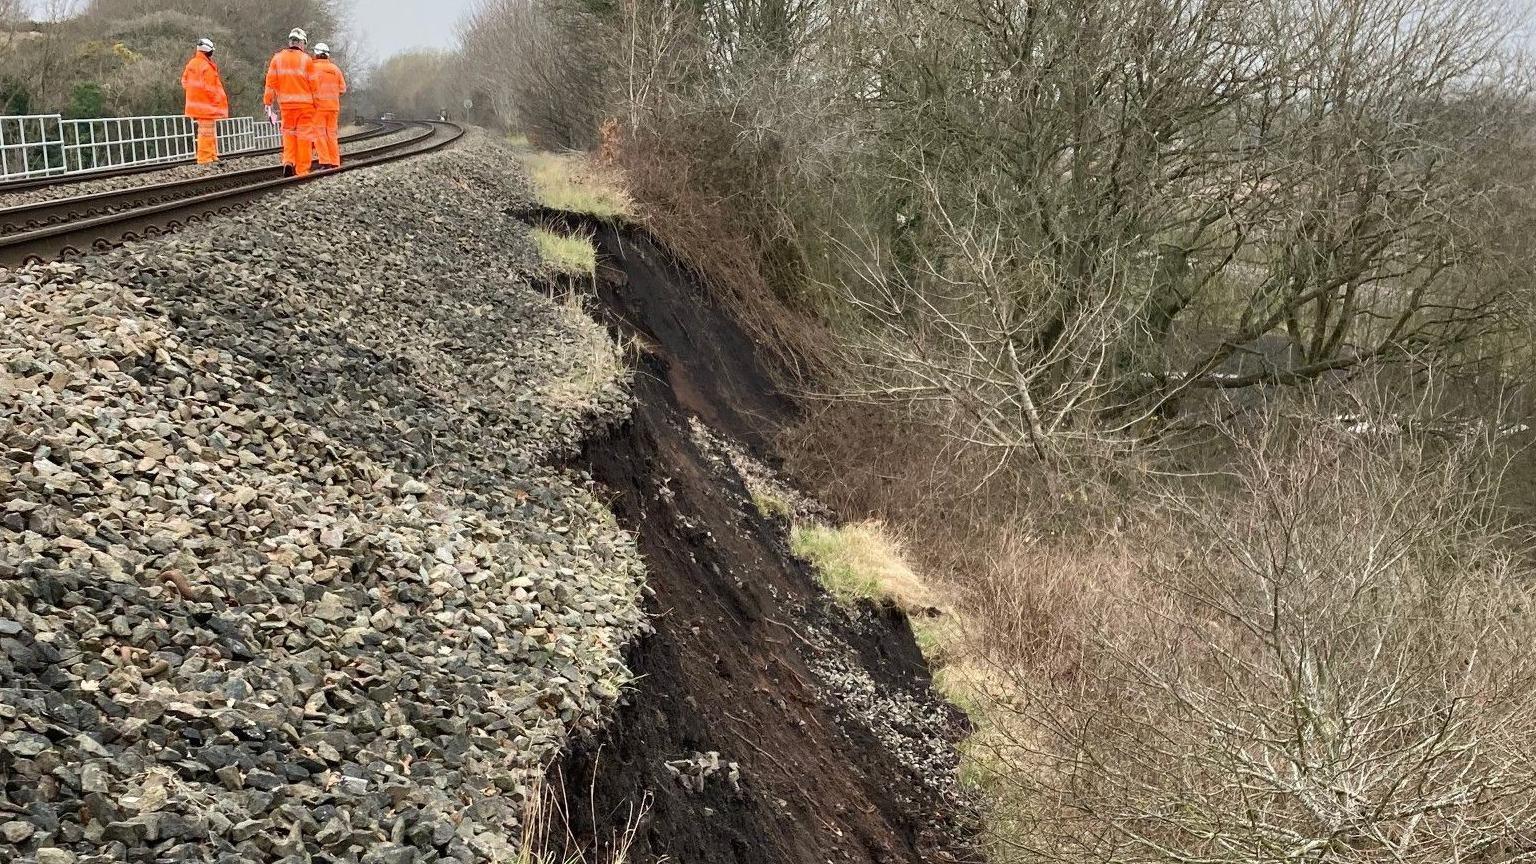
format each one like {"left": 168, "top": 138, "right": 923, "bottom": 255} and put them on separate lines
{"left": 265, "top": 105, "right": 279, "bottom": 125}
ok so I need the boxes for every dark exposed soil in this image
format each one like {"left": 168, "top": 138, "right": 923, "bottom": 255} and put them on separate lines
{"left": 520, "top": 206, "right": 795, "bottom": 455}
{"left": 522, "top": 215, "right": 975, "bottom": 864}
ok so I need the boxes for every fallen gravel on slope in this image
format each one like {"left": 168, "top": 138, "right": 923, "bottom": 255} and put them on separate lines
{"left": 0, "top": 128, "right": 422, "bottom": 210}
{"left": 0, "top": 133, "right": 645, "bottom": 863}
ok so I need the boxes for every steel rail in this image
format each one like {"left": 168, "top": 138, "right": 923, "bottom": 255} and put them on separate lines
{"left": 0, "top": 122, "right": 464, "bottom": 268}
{"left": 0, "top": 121, "right": 398, "bottom": 197}
{"left": 0, "top": 123, "right": 436, "bottom": 236}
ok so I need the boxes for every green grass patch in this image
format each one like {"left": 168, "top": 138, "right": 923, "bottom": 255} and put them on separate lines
{"left": 792, "top": 523, "right": 884, "bottom": 602}
{"left": 791, "top": 520, "right": 937, "bottom": 611}
{"left": 511, "top": 146, "right": 633, "bottom": 219}
{"left": 790, "top": 519, "right": 993, "bottom": 717}
{"left": 788, "top": 518, "right": 1012, "bottom": 826}
{"left": 531, "top": 227, "right": 597, "bottom": 277}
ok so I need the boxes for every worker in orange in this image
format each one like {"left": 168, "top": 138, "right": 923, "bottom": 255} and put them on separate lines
{"left": 309, "top": 43, "right": 347, "bottom": 170}
{"left": 264, "top": 28, "right": 317, "bottom": 177}
{"left": 181, "top": 38, "right": 228, "bottom": 165}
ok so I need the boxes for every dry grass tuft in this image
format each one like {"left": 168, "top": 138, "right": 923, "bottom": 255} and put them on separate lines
{"left": 514, "top": 146, "right": 633, "bottom": 219}
{"left": 751, "top": 489, "right": 793, "bottom": 520}
{"left": 542, "top": 296, "right": 626, "bottom": 415}
{"left": 531, "top": 227, "right": 597, "bottom": 277}
{"left": 791, "top": 520, "right": 938, "bottom": 613}
{"left": 511, "top": 773, "right": 652, "bottom": 864}
{"left": 508, "top": 151, "right": 625, "bottom": 411}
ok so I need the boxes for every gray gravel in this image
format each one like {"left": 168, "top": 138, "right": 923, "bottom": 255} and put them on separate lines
{"left": 687, "top": 416, "right": 968, "bottom": 816}
{"left": 689, "top": 417, "right": 832, "bottom": 524}
{"left": 0, "top": 132, "right": 645, "bottom": 862}
{"left": 0, "top": 127, "right": 422, "bottom": 210}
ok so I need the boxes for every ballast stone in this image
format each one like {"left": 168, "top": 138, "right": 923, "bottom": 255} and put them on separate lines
{"left": 0, "top": 135, "right": 645, "bottom": 862}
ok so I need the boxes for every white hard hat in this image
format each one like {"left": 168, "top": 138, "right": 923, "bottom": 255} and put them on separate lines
{"left": 288, "top": 28, "right": 308, "bottom": 43}
{"left": 314, "top": 43, "right": 331, "bottom": 56}
{"left": 196, "top": 38, "right": 215, "bottom": 53}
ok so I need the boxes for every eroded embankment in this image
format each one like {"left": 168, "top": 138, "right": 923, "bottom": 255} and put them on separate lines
{"left": 522, "top": 217, "right": 975, "bottom": 864}
{"left": 0, "top": 136, "right": 971, "bottom": 864}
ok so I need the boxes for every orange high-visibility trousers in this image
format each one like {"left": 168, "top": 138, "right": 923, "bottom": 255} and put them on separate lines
{"left": 281, "top": 106, "right": 317, "bottom": 176}
{"left": 315, "top": 109, "right": 341, "bottom": 167}
{"left": 195, "top": 120, "right": 218, "bottom": 164}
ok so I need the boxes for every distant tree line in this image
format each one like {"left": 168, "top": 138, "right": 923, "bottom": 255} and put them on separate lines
{"left": 357, "top": 50, "right": 462, "bottom": 121}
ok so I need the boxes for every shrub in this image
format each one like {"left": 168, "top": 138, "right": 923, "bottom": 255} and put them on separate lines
{"left": 65, "top": 81, "right": 105, "bottom": 117}
{"left": 0, "top": 77, "right": 32, "bottom": 115}
{"left": 967, "top": 416, "right": 1536, "bottom": 864}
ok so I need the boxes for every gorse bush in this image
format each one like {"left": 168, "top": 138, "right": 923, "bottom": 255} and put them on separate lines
{"left": 0, "top": 77, "right": 32, "bottom": 114}
{"left": 65, "top": 81, "right": 104, "bottom": 117}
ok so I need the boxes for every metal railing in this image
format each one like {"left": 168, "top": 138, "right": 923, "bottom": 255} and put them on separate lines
{"left": 62, "top": 115, "right": 197, "bottom": 174}
{"left": 215, "top": 116, "right": 281, "bottom": 156}
{"left": 0, "top": 113, "right": 286, "bottom": 182}
{"left": 0, "top": 115, "right": 67, "bottom": 180}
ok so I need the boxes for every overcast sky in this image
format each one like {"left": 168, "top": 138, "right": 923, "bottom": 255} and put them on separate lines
{"left": 354, "top": 0, "right": 474, "bottom": 58}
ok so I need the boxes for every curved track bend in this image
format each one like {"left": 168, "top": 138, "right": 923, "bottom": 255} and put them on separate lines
{"left": 0, "top": 121, "right": 463, "bottom": 267}
{"left": 0, "top": 120, "right": 396, "bottom": 197}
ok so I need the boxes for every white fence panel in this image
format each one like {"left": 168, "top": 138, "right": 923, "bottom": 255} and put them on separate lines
{"left": 60, "top": 115, "right": 197, "bottom": 173}
{"left": 215, "top": 116, "right": 255, "bottom": 155}
{"left": 250, "top": 118, "right": 281, "bottom": 151}
{"left": 1, "top": 113, "right": 286, "bottom": 182}
{"left": 0, "top": 115, "right": 66, "bottom": 181}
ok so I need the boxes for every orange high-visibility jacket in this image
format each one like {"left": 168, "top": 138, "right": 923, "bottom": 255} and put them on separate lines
{"left": 181, "top": 53, "right": 229, "bottom": 121}
{"left": 309, "top": 58, "right": 347, "bottom": 112}
{"left": 264, "top": 46, "right": 315, "bottom": 108}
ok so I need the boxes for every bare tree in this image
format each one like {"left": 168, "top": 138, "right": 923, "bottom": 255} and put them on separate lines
{"left": 0, "top": 0, "right": 25, "bottom": 76}
{"left": 966, "top": 414, "right": 1536, "bottom": 863}
{"left": 458, "top": 0, "right": 613, "bottom": 144}
{"left": 833, "top": 173, "right": 1137, "bottom": 463}
{"left": 365, "top": 50, "right": 459, "bottom": 119}
{"left": 811, "top": 0, "right": 1534, "bottom": 461}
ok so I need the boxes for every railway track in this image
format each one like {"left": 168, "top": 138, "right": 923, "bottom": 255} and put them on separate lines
{"left": 0, "top": 120, "right": 397, "bottom": 197}
{"left": 0, "top": 121, "right": 464, "bottom": 268}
